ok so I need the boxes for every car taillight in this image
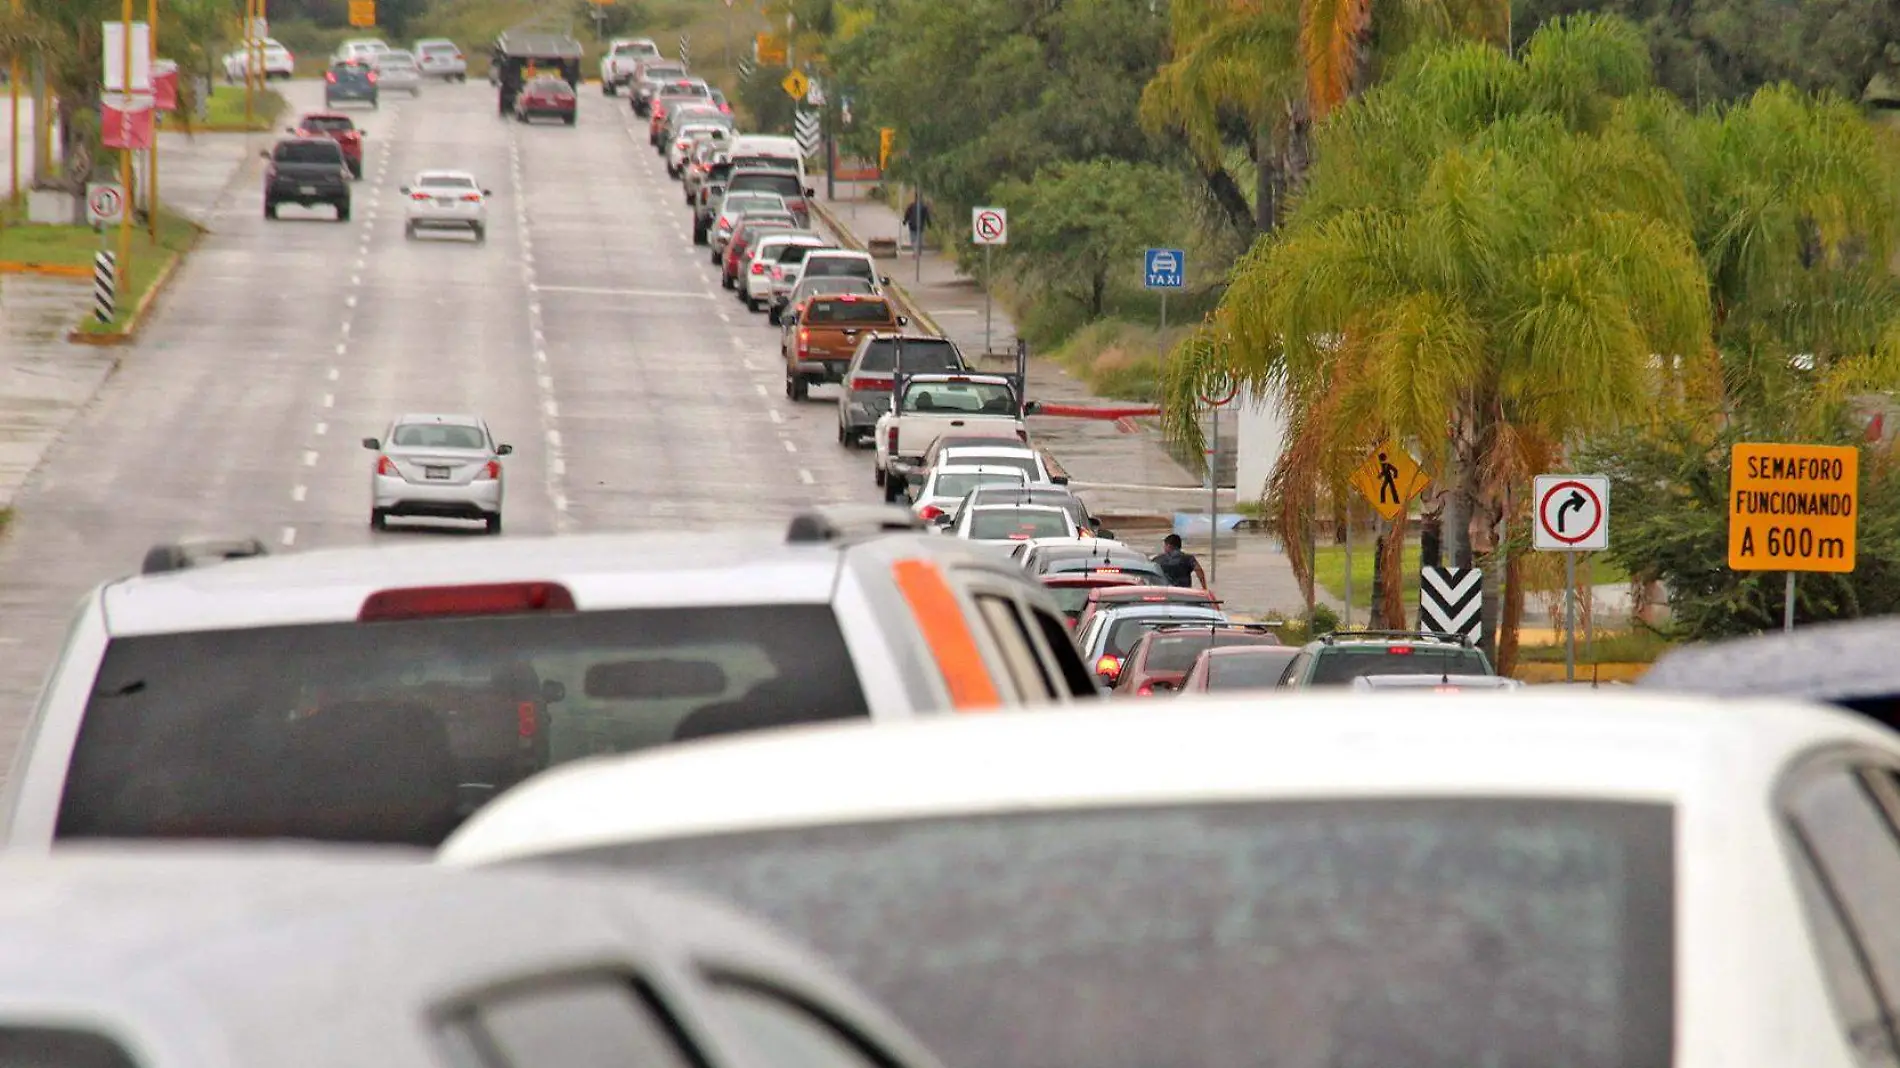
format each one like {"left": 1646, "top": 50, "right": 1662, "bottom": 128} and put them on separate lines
{"left": 375, "top": 455, "right": 398, "bottom": 476}
{"left": 771, "top": 266, "right": 784, "bottom": 280}
{"left": 887, "top": 425, "right": 899, "bottom": 455}
{"left": 410, "top": 191, "right": 430, "bottom": 201}
{"left": 475, "top": 460, "right": 501, "bottom": 480}
{"left": 325, "top": 71, "right": 336, "bottom": 82}
{"left": 517, "top": 700, "right": 538, "bottom": 738}
{"left": 366, "top": 71, "right": 377, "bottom": 83}
{"left": 750, "top": 261, "right": 766, "bottom": 274}
{"left": 849, "top": 377, "right": 889, "bottom": 391}
{"left": 797, "top": 327, "right": 810, "bottom": 355}
{"left": 357, "top": 582, "right": 578, "bottom": 622}
{"left": 462, "top": 193, "right": 482, "bottom": 202}
{"left": 919, "top": 505, "right": 943, "bottom": 520}
{"left": 1096, "top": 655, "right": 1122, "bottom": 678}
{"left": 1387, "top": 646, "right": 1414, "bottom": 655}
{"left": 453, "top": 52, "right": 463, "bottom": 60}
{"left": 1136, "top": 683, "right": 1154, "bottom": 696}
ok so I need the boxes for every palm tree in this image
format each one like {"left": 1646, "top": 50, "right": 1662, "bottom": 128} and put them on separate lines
{"left": 1161, "top": 15, "right": 1715, "bottom": 666}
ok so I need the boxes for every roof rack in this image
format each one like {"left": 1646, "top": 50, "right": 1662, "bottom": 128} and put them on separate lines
{"left": 1150, "top": 621, "right": 1281, "bottom": 634}
{"left": 786, "top": 505, "right": 924, "bottom": 544}
{"left": 1318, "top": 629, "right": 1472, "bottom": 647}
{"left": 141, "top": 537, "right": 270, "bottom": 575}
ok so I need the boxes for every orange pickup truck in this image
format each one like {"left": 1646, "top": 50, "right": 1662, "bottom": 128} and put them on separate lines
{"left": 782, "top": 293, "right": 908, "bottom": 400}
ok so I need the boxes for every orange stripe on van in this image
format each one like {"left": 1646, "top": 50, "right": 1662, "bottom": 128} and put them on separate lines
{"left": 891, "top": 559, "right": 1001, "bottom": 711}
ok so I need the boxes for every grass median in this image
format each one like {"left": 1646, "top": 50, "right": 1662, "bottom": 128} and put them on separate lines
{"left": 157, "top": 85, "right": 286, "bottom": 132}
{"left": 1312, "top": 539, "right": 1632, "bottom": 611}
{"left": 0, "top": 210, "right": 200, "bottom": 335}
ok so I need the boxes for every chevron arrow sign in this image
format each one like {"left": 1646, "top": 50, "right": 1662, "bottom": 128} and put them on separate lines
{"left": 794, "top": 109, "right": 822, "bottom": 157}
{"left": 737, "top": 57, "right": 755, "bottom": 81}
{"left": 1419, "top": 566, "right": 1483, "bottom": 643}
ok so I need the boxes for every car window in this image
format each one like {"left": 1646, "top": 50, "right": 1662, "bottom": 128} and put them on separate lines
{"left": 732, "top": 173, "right": 805, "bottom": 198}
{"left": 932, "top": 472, "right": 1029, "bottom": 499}
{"left": 302, "top": 116, "right": 353, "bottom": 132}
{"left": 563, "top": 799, "right": 1674, "bottom": 1068}
{"left": 1785, "top": 824, "right": 1900, "bottom": 1067}
{"left": 706, "top": 979, "right": 894, "bottom": 1068}
{"left": 1206, "top": 648, "right": 1300, "bottom": 689}
{"left": 0, "top": 1028, "right": 138, "bottom": 1068}
{"left": 421, "top": 175, "right": 479, "bottom": 190}
{"left": 55, "top": 604, "right": 871, "bottom": 846}
{"left": 1027, "top": 605, "right": 1102, "bottom": 696}
{"left": 902, "top": 382, "right": 1014, "bottom": 414}
{"left": 1103, "top": 612, "right": 1221, "bottom": 659}
{"left": 1786, "top": 767, "right": 1900, "bottom": 1025}
{"left": 1308, "top": 646, "right": 1491, "bottom": 684}
{"left": 1143, "top": 632, "right": 1275, "bottom": 673}
{"left": 797, "top": 279, "right": 874, "bottom": 301}
{"left": 453, "top": 976, "right": 701, "bottom": 1068}
{"left": 973, "top": 594, "right": 1057, "bottom": 701}
{"left": 392, "top": 424, "right": 486, "bottom": 449}
{"left": 274, "top": 140, "right": 343, "bottom": 163}
{"left": 807, "top": 299, "right": 895, "bottom": 325}
{"left": 804, "top": 257, "right": 874, "bottom": 280}
{"left": 969, "top": 510, "right": 1068, "bottom": 541}
{"left": 858, "top": 340, "right": 959, "bottom": 373}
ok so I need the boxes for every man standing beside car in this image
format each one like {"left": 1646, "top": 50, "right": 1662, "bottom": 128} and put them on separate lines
{"left": 1153, "top": 534, "right": 1209, "bottom": 589}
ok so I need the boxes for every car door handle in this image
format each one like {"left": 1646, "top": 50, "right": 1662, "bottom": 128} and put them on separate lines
{"left": 950, "top": 420, "right": 965, "bottom": 427}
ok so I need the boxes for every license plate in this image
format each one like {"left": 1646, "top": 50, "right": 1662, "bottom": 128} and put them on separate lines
{"left": 298, "top": 185, "right": 316, "bottom": 195}
{"left": 425, "top": 466, "right": 451, "bottom": 480}
{"left": 436, "top": 197, "right": 456, "bottom": 206}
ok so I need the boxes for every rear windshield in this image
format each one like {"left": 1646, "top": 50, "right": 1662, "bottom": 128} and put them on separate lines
{"left": 947, "top": 454, "right": 1038, "bottom": 483}
{"left": 731, "top": 155, "right": 797, "bottom": 171}
{"left": 274, "top": 140, "right": 342, "bottom": 163}
{"left": 420, "top": 43, "right": 460, "bottom": 54}
{"left": 730, "top": 173, "right": 804, "bottom": 198}
{"left": 420, "top": 175, "right": 478, "bottom": 190}
{"left": 807, "top": 299, "right": 895, "bottom": 325}
{"left": 1207, "top": 648, "right": 1300, "bottom": 688}
{"left": 903, "top": 381, "right": 1016, "bottom": 414}
{"left": 56, "top": 606, "right": 870, "bottom": 846}
{"left": 1046, "top": 557, "right": 1164, "bottom": 584}
{"left": 391, "top": 423, "right": 484, "bottom": 448}
{"left": 332, "top": 65, "right": 372, "bottom": 81}
{"left": 858, "top": 339, "right": 961, "bottom": 373}
{"left": 0, "top": 1028, "right": 138, "bottom": 1068}
{"left": 645, "top": 65, "right": 685, "bottom": 80}
{"left": 797, "top": 278, "right": 874, "bottom": 300}
{"left": 1311, "top": 645, "right": 1492, "bottom": 685}
{"left": 1045, "top": 586, "right": 1095, "bottom": 614}
{"left": 661, "top": 83, "right": 711, "bottom": 99}
{"left": 932, "top": 471, "right": 1029, "bottom": 499}
{"left": 770, "top": 243, "right": 822, "bottom": 263}
{"left": 301, "top": 116, "right": 353, "bottom": 132}
{"left": 969, "top": 509, "right": 1069, "bottom": 541}
{"left": 379, "top": 52, "right": 417, "bottom": 67}
{"left": 1104, "top": 612, "right": 1223, "bottom": 658}
{"left": 804, "top": 257, "right": 874, "bottom": 281}
{"left": 558, "top": 799, "right": 1674, "bottom": 1068}
{"left": 1142, "top": 631, "right": 1277, "bottom": 673}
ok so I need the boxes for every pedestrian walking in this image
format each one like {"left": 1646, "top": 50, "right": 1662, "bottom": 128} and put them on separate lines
{"left": 1152, "top": 534, "right": 1209, "bottom": 589}
{"left": 903, "top": 196, "right": 931, "bottom": 249}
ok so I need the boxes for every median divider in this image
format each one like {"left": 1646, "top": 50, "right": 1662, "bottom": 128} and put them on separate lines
{"left": 65, "top": 222, "right": 203, "bottom": 347}
{"left": 808, "top": 199, "right": 942, "bottom": 336}
{"left": 0, "top": 261, "right": 94, "bottom": 280}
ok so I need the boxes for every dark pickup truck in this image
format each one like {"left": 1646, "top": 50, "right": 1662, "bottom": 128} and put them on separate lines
{"left": 262, "top": 137, "right": 351, "bottom": 222}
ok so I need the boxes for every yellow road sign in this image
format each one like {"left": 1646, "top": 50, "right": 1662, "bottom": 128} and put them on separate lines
{"left": 1349, "top": 439, "right": 1430, "bottom": 522}
{"left": 348, "top": 0, "right": 376, "bottom": 27}
{"left": 756, "top": 33, "right": 787, "bottom": 65}
{"left": 1728, "top": 442, "right": 1858, "bottom": 572}
{"left": 781, "top": 69, "right": 810, "bottom": 100}
{"left": 878, "top": 127, "right": 895, "bottom": 170}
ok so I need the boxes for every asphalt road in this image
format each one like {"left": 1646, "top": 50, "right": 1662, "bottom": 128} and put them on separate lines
{"left": 0, "top": 79, "right": 870, "bottom": 754}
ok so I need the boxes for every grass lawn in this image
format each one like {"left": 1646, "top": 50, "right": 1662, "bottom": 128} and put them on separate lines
{"left": 187, "top": 85, "right": 285, "bottom": 131}
{"left": 0, "top": 210, "right": 199, "bottom": 334}
{"left": 1312, "top": 538, "right": 1632, "bottom": 608}
{"left": 1515, "top": 629, "right": 1673, "bottom": 664}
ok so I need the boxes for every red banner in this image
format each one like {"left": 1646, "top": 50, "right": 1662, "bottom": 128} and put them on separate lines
{"left": 101, "top": 94, "right": 155, "bottom": 149}
{"left": 152, "top": 61, "right": 179, "bottom": 110}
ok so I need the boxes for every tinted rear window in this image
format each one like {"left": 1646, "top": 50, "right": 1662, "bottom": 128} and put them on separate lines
{"left": 970, "top": 509, "right": 1069, "bottom": 541}
{"left": 274, "top": 140, "right": 342, "bottom": 163}
{"left": 858, "top": 339, "right": 960, "bottom": 373}
{"left": 0, "top": 1028, "right": 139, "bottom": 1068}
{"left": 807, "top": 299, "right": 895, "bottom": 325}
{"left": 797, "top": 279, "right": 875, "bottom": 301}
{"left": 301, "top": 116, "right": 353, "bottom": 132}
{"left": 562, "top": 799, "right": 1674, "bottom": 1068}
{"left": 1206, "top": 648, "right": 1300, "bottom": 688}
{"left": 1142, "top": 631, "right": 1276, "bottom": 673}
{"left": 1310, "top": 645, "right": 1492, "bottom": 685}
{"left": 730, "top": 173, "right": 804, "bottom": 198}
{"left": 1104, "top": 612, "right": 1223, "bottom": 657}
{"left": 57, "top": 606, "right": 869, "bottom": 846}
{"left": 731, "top": 155, "right": 797, "bottom": 171}
{"left": 804, "top": 257, "right": 873, "bottom": 281}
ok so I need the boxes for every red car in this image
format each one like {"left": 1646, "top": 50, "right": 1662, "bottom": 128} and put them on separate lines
{"left": 1041, "top": 574, "right": 1153, "bottom": 626}
{"left": 290, "top": 112, "right": 364, "bottom": 179}
{"left": 1111, "top": 623, "right": 1282, "bottom": 697}
{"left": 1073, "top": 585, "right": 1219, "bottom": 635}
{"left": 723, "top": 217, "right": 796, "bottom": 288}
{"left": 514, "top": 75, "right": 576, "bottom": 126}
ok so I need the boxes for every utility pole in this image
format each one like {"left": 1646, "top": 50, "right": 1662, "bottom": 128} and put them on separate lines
{"left": 147, "top": 0, "right": 159, "bottom": 240}
{"left": 243, "top": 0, "right": 255, "bottom": 125}
{"left": 118, "top": 0, "right": 135, "bottom": 292}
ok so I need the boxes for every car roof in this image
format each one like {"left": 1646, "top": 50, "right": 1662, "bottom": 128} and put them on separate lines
{"left": 415, "top": 170, "right": 476, "bottom": 182}
{"left": 440, "top": 693, "right": 1898, "bottom": 862}
{"left": 1090, "top": 584, "right": 1211, "bottom": 600}
{"left": 1023, "top": 536, "right": 1120, "bottom": 551}
{"left": 394, "top": 412, "right": 482, "bottom": 426}
{"left": 1202, "top": 643, "right": 1296, "bottom": 657}
{"left": 300, "top": 110, "right": 351, "bottom": 121}
{"left": 0, "top": 845, "right": 915, "bottom": 1067}
{"left": 970, "top": 503, "right": 1065, "bottom": 515}
{"left": 1640, "top": 616, "right": 1900, "bottom": 701}
{"left": 934, "top": 464, "right": 1030, "bottom": 477}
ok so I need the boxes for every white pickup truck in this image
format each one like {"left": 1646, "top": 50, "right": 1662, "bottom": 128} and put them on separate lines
{"left": 875, "top": 373, "right": 1037, "bottom": 502}
{"left": 599, "top": 37, "right": 660, "bottom": 96}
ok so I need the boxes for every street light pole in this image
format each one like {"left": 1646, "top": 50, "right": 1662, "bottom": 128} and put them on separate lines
{"left": 117, "top": 0, "right": 135, "bottom": 293}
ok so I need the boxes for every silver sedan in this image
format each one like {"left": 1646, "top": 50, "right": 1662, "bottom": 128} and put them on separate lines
{"left": 362, "top": 413, "right": 510, "bottom": 534}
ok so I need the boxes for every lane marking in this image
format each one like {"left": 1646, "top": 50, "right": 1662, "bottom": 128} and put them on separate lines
{"left": 292, "top": 484, "right": 307, "bottom": 502}
{"left": 528, "top": 284, "right": 715, "bottom": 299}
{"left": 335, "top": 342, "right": 347, "bottom": 355}
{"left": 322, "top": 393, "right": 335, "bottom": 408}
{"left": 754, "top": 383, "right": 769, "bottom": 396}
{"left": 546, "top": 429, "right": 561, "bottom": 447}
{"left": 327, "top": 367, "right": 339, "bottom": 381}
{"left": 768, "top": 409, "right": 784, "bottom": 424}
{"left": 554, "top": 494, "right": 568, "bottom": 512}
{"left": 534, "top": 349, "right": 547, "bottom": 363}
{"left": 782, "top": 440, "right": 798, "bottom": 453}
{"left": 552, "top": 457, "right": 565, "bottom": 476}
{"left": 345, "top": 295, "right": 357, "bottom": 308}
{"left": 340, "top": 321, "right": 350, "bottom": 337}
{"left": 280, "top": 526, "right": 297, "bottom": 546}
{"left": 303, "top": 450, "right": 318, "bottom": 466}
{"left": 315, "top": 422, "right": 327, "bottom": 436}
{"left": 543, "top": 399, "right": 559, "bottom": 417}
{"left": 799, "top": 469, "right": 815, "bottom": 484}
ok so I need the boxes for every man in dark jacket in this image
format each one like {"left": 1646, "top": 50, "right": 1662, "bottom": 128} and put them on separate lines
{"left": 903, "top": 197, "right": 931, "bottom": 248}
{"left": 1152, "top": 534, "right": 1208, "bottom": 588}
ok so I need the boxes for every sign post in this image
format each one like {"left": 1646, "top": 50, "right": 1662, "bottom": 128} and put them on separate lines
{"left": 1727, "top": 442, "right": 1859, "bottom": 633}
{"left": 972, "top": 207, "right": 1007, "bottom": 353}
{"left": 86, "top": 182, "right": 125, "bottom": 228}
{"left": 104, "top": 16, "right": 150, "bottom": 293}
{"left": 1532, "top": 474, "right": 1610, "bottom": 681}
{"left": 1350, "top": 440, "right": 1430, "bottom": 631}
{"left": 1200, "top": 374, "right": 1239, "bottom": 584}
{"left": 1143, "top": 248, "right": 1184, "bottom": 359}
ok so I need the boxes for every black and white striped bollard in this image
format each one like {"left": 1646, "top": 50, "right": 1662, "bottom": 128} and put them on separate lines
{"left": 93, "top": 251, "right": 116, "bottom": 324}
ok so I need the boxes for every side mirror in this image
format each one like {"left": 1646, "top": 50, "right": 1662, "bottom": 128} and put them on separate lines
{"left": 932, "top": 512, "right": 954, "bottom": 527}
{"left": 804, "top": 186, "right": 817, "bottom": 197}
{"left": 284, "top": 126, "right": 296, "bottom": 133}
{"left": 482, "top": 188, "right": 493, "bottom": 196}
{"left": 1023, "top": 400, "right": 1041, "bottom": 414}
{"left": 258, "top": 150, "right": 270, "bottom": 159}
{"left": 358, "top": 131, "right": 367, "bottom": 138}
{"left": 361, "top": 437, "right": 380, "bottom": 449}
{"left": 897, "top": 315, "right": 909, "bottom": 327}
{"left": 398, "top": 185, "right": 410, "bottom": 194}
{"left": 541, "top": 679, "right": 566, "bottom": 703}
{"left": 496, "top": 443, "right": 514, "bottom": 455}
{"left": 879, "top": 275, "right": 892, "bottom": 285}
{"left": 1051, "top": 474, "right": 1070, "bottom": 486}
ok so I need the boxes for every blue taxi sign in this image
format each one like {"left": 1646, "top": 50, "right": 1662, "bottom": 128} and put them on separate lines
{"left": 1144, "top": 248, "right": 1184, "bottom": 289}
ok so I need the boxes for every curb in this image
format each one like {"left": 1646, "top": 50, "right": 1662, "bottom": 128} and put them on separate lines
{"left": 809, "top": 199, "right": 943, "bottom": 336}
{"left": 64, "top": 225, "right": 200, "bottom": 346}
{"left": 0, "top": 261, "right": 92, "bottom": 280}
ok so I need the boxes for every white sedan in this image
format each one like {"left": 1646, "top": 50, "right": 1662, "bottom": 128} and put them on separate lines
{"left": 401, "top": 170, "right": 489, "bottom": 241}
{"left": 443, "top": 691, "right": 1900, "bottom": 1068}
{"left": 221, "top": 38, "right": 294, "bottom": 82}
{"left": 909, "top": 463, "right": 1030, "bottom": 523}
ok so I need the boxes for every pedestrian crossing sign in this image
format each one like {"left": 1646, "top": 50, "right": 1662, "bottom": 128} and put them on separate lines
{"left": 1350, "top": 439, "right": 1429, "bottom": 522}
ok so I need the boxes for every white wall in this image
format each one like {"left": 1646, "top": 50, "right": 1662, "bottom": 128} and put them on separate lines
{"left": 1234, "top": 385, "right": 1288, "bottom": 508}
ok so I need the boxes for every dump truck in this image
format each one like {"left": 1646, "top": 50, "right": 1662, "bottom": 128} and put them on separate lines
{"left": 490, "top": 26, "right": 582, "bottom": 116}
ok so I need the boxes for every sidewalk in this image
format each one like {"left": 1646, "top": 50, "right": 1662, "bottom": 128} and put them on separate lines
{"left": 811, "top": 181, "right": 1308, "bottom": 616}
{"left": 0, "top": 123, "right": 258, "bottom": 512}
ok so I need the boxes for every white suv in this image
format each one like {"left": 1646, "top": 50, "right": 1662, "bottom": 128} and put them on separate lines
{"left": 412, "top": 38, "right": 467, "bottom": 81}
{"left": 0, "top": 507, "right": 1099, "bottom": 851}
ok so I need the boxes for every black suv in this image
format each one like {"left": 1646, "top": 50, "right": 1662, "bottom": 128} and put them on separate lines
{"left": 324, "top": 60, "right": 379, "bottom": 109}
{"left": 263, "top": 138, "right": 351, "bottom": 222}
{"left": 1277, "top": 630, "right": 1495, "bottom": 688}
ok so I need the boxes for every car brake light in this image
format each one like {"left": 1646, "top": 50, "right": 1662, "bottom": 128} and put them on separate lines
{"left": 849, "top": 377, "right": 889, "bottom": 391}
{"left": 453, "top": 52, "right": 463, "bottom": 60}
{"left": 839, "top": 293, "right": 858, "bottom": 301}
{"left": 462, "top": 193, "right": 482, "bottom": 202}
{"left": 325, "top": 71, "right": 336, "bottom": 82}
{"left": 1387, "top": 646, "right": 1414, "bottom": 655}
{"left": 919, "top": 505, "right": 944, "bottom": 520}
{"left": 366, "top": 72, "right": 377, "bottom": 83}
{"left": 750, "top": 261, "right": 766, "bottom": 274}
{"left": 475, "top": 460, "right": 501, "bottom": 480}
{"left": 887, "top": 425, "right": 899, "bottom": 455}
{"left": 1136, "top": 683, "right": 1154, "bottom": 696}
{"left": 1096, "top": 655, "right": 1122, "bottom": 678}
{"left": 797, "top": 327, "right": 810, "bottom": 355}
{"left": 357, "top": 582, "right": 578, "bottom": 622}
{"left": 410, "top": 191, "right": 430, "bottom": 200}
{"left": 517, "top": 700, "right": 538, "bottom": 738}
{"left": 375, "top": 454, "right": 398, "bottom": 476}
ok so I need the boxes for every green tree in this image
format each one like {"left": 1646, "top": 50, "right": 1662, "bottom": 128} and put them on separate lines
{"left": 1161, "top": 15, "right": 1715, "bottom": 664}
{"left": 990, "top": 159, "right": 1185, "bottom": 319}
